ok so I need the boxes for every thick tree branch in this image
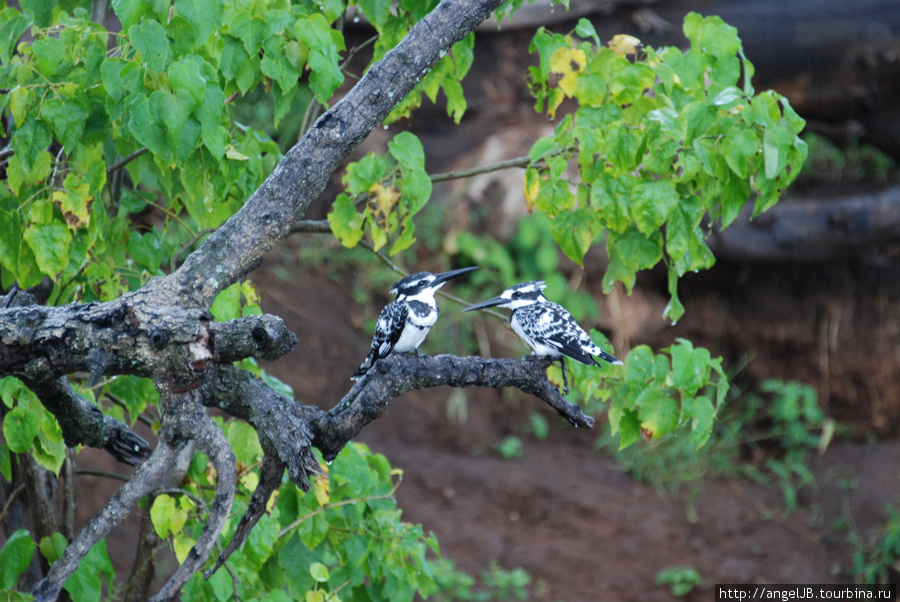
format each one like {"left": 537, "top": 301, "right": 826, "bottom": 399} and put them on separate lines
{"left": 205, "top": 454, "right": 286, "bottom": 579}
{"left": 147, "top": 0, "right": 508, "bottom": 308}
{"left": 150, "top": 389, "right": 235, "bottom": 602}
{"left": 313, "top": 354, "right": 595, "bottom": 462}
{"left": 204, "top": 364, "right": 323, "bottom": 490}
{"left": 32, "top": 440, "right": 178, "bottom": 602}
{"left": 710, "top": 185, "right": 900, "bottom": 263}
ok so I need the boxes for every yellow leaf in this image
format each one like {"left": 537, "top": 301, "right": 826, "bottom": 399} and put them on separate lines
{"left": 368, "top": 182, "right": 400, "bottom": 226}
{"left": 313, "top": 473, "right": 330, "bottom": 506}
{"left": 52, "top": 175, "right": 93, "bottom": 230}
{"left": 225, "top": 145, "right": 249, "bottom": 160}
{"left": 609, "top": 34, "right": 642, "bottom": 56}
{"left": 173, "top": 534, "right": 195, "bottom": 564}
{"left": 547, "top": 88, "right": 565, "bottom": 121}
{"left": 549, "top": 47, "right": 586, "bottom": 97}
{"left": 266, "top": 489, "right": 279, "bottom": 513}
{"left": 523, "top": 168, "right": 540, "bottom": 213}
{"left": 240, "top": 280, "right": 260, "bottom": 306}
{"left": 241, "top": 470, "right": 259, "bottom": 492}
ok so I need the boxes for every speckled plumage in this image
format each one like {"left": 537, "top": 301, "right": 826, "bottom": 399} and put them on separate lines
{"left": 351, "top": 267, "right": 477, "bottom": 380}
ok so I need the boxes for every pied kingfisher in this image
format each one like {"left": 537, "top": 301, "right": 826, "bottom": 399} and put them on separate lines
{"left": 351, "top": 266, "right": 478, "bottom": 380}
{"left": 463, "top": 280, "right": 623, "bottom": 393}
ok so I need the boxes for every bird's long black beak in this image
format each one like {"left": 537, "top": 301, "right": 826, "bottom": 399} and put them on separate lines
{"left": 430, "top": 266, "right": 479, "bottom": 287}
{"left": 461, "top": 295, "right": 505, "bottom": 312}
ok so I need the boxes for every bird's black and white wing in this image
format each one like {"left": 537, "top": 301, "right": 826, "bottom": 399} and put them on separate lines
{"left": 351, "top": 300, "right": 406, "bottom": 380}
{"left": 516, "top": 302, "right": 621, "bottom": 366}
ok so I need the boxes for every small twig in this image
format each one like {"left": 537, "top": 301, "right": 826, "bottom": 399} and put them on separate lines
{"left": 277, "top": 491, "right": 399, "bottom": 537}
{"left": 169, "top": 228, "right": 215, "bottom": 273}
{"left": 0, "top": 483, "right": 26, "bottom": 523}
{"left": 429, "top": 154, "right": 532, "bottom": 182}
{"left": 107, "top": 147, "right": 149, "bottom": 175}
{"left": 156, "top": 488, "right": 209, "bottom": 512}
{"left": 224, "top": 91, "right": 241, "bottom": 105}
{"left": 340, "top": 35, "right": 378, "bottom": 72}
{"left": 76, "top": 469, "right": 131, "bottom": 482}
{"left": 291, "top": 219, "right": 332, "bottom": 234}
{"left": 360, "top": 239, "right": 507, "bottom": 318}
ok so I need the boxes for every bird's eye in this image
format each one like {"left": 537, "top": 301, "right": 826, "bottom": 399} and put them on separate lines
{"left": 512, "top": 291, "right": 522, "bottom": 298}
{"left": 419, "top": 280, "right": 428, "bottom": 286}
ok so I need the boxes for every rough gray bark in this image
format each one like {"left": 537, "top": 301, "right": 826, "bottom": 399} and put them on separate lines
{"left": 0, "top": 0, "right": 599, "bottom": 598}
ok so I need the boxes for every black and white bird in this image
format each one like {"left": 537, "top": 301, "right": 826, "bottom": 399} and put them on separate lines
{"left": 463, "top": 280, "right": 623, "bottom": 393}
{"left": 351, "top": 266, "right": 478, "bottom": 380}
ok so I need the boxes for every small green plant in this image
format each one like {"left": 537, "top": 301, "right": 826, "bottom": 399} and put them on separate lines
{"left": 430, "top": 559, "right": 531, "bottom": 601}
{"left": 747, "top": 379, "right": 834, "bottom": 511}
{"left": 848, "top": 505, "right": 900, "bottom": 585}
{"left": 495, "top": 435, "right": 525, "bottom": 460}
{"left": 656, "top": 565, "right": 703, "bottom": 596}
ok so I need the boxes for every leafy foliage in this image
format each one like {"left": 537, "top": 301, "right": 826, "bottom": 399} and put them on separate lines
{"left": 524, "top": 15, "right": 807, "bottom": 322}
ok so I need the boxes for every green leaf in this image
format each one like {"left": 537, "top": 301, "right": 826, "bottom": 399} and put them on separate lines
{"left": 174, "top": 0, "right": 218, "bottom": 46}
{"left": 168, "top": 56, "right": 207, "bottom": 105}
{"left": 575, "top": 18, "right": 600, "bottom": 45}
{"left": 631, "top": 179, "right": 679, "bottom": 236}
{"left": 24, "top": 221, "right": 72, "bottom": 278}
{"left": 229, "top": 11, "right": 266, "bottom": 56}
{"left": 111, "top": 0, "right": 150, "bottom": 30}
{"left": 227, "top": 420, "right": 263, "bottom": 466}
{"left": 12, "top": 118, "right": 51, "bottom": 175}
{"left": 0, "top": 443, "right": 10, "bottom": 481}
{"left": 327, "top": 193, "right": 365, "bottom": 248}
{"left": 664, "top": 265, "right": 685, "bottom": 324}
{"left": 0, "top": 8, "right": 33, "bottom": 65}
{"left": 63, "top": 538, "right": 114, "bottom": 600}
{"left": 235, "top": 56, "right": 262, "bottom": 95}
{"left": 40, "top": 98, "right": 90, "bottom": 153}
{"left": 39, "top": 532, "right": 67, "bottom": 566}
{"left": 127, "top": 94, "right": 169, "bottom": 160}
{"left": 298, "top": 513, "right": 329, "bottom": 550}
{"left": 689, "top": 396, "right": 715, "bottom": 447}
{"left": 129, "top": 21, "right": 170, "bottom": 74}
{"left": 0, "top": 530, "right": 35, "bottom": 590}
{"left": 127, "top": 229, "right": 163, "bottom": 272}
{"left": 308, "top": 48, "right": 343, "bottom": 105}
{"left": 358, "top": 0, "right": 391, "bottom": 28}
{"left": 3, "top": 404, "right": 39, "bottom": 453}
{"left": 220, "top": 35, "right": 249, "bottom": 81}
{"left": 670, "top": 338, "right": 710, "bottom": 397}
{"left": 262, "top": 39, "right": 301, "bottom": 92}
{"left": 101, "top": 58, "right": 143, "bottom": 103}
{"left": 637, "top": 389, "right": 678, "bottom": 439}
{"left": 763, "top": 128, "right": 781, "bottom": 179}
{"left": 723, "top": 127, "right": 759, "bottom": 179}
{"left": 150, "top": 494, "right": 187, "bottom": 539}
{"left": 388, "top": 132, "right": 425, "bottom": 170}
{"left": 0, "top": 210, "right": 21, "bottom": 277}
{"left": 198, "top": 85, "right": 227, "bottom": 159}
{"left": 309, "top": 562, "right": 330, "bottom": 583}
{"left": 550, "top": 209, "right": 595, "bottom": 265}
{"left": 20, "top": 0, "right": 52, "bottom": 27}
{"left": 32, "top": 36, "right": 64, "bottom": 77}
{"left": 535, "top": 179, "right": 573, "bottom": 217}
{"left": 608, "top": 401, "right": 640, "bottom": 449}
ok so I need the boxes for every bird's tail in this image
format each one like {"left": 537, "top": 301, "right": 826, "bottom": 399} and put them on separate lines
{"left": 595, "top": 349, "right": 624, "bottom": 366}
{"left": 351, "top": 353, "right": 375, "bottom": 380}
